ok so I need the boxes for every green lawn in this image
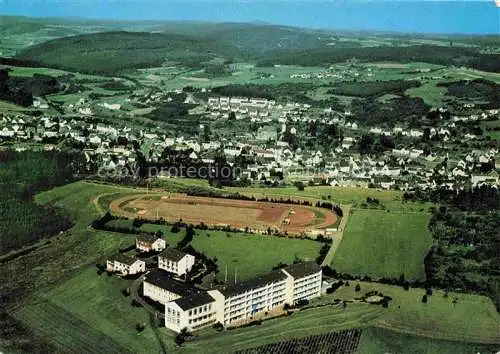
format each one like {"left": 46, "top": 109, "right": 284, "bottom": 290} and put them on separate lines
{"left": 323, "top": 281, "right": 500, "bottom": 344}
{"left": 15, "top": 266, "right": 165, "bottom": 354}
{"left": 191, "top": 230, "right": 323, "bottom": 282}
{"left": 407, "top": 81, "right": 449, "bottom": 106}
{"left": 332, "top": 210, "right": 433, "bottom": 280}
{"left": 139, "top": 223, "right": 186, "bottom": 246}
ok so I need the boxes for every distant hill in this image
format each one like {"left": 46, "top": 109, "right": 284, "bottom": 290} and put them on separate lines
{"left": 9, "top": 18, "right": 500, "bottom": 75}
{"left": 148, "top": 22, "right": 332, "bottom": 54}
{"left": 15, "top": 31, "right": 235, "bottom": 75}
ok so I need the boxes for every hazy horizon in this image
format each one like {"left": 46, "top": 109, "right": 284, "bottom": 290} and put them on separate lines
{"left": 1, "top": 1, "right": 499, "bottom": 35}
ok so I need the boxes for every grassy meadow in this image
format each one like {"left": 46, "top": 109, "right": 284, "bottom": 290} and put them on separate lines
{"left": 191, "top": 230, "right": 322, "bottom": 282}
{"left": 317, "top": 281, "right": 500, "bottom": 345}
{"left": 332, "top": 210, "right": 433, "bottom": 280}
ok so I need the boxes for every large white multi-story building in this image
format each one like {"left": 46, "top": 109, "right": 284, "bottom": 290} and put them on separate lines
{"left": 143, "top": 261, "right": 322, "bottom": 333}
{"left": 159, "top": 249, "right": 195, "bottom": 276}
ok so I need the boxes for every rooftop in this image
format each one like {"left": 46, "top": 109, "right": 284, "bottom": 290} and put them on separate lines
{"left": 144, "top": 269, "right": 198, "bottom": 297}
{"left": 109, "top": 254, "right": 141, "bottom": 266}
{"left": 160, "top": 248, "right": 189, "bottom": 262}
{"left": 217, "top": 270, "right": 287, "bottom": 298}
{"left": 282, "top": 261, "right": 322, "bottom": 279}
{"left": 136, "top": 234, "right": 161, "bottom": 244}
{"left": 173, "top": 292, "right": 215, "bottom": 311}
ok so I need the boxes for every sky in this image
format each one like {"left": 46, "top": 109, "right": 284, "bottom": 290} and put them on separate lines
{"left": 0, "top": 0, "right": 499, "bottom": 34}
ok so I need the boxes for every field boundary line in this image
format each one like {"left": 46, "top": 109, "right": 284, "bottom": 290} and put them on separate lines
{"left": 322, "top": 204, "right": 352, "bottom": 267}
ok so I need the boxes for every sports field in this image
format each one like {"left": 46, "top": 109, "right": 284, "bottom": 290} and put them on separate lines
{"left": 110, "top": 194, "right": 337, "bottom": 235}
{"left": 332, "top": 210, "right": 433, "bottom": 280}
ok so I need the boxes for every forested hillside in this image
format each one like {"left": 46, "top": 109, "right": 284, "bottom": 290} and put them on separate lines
{"left": 0, "top": 151, "right": 85, "bottom": 253}
{"left": 15, "top": 31, "right": 234, "bottom": 75}
{"left": 13, "top": 24, "right": 500, "bottom": 75}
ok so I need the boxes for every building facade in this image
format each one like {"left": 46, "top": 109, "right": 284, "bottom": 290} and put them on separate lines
{"left": 143, "top": 269, "right": 198, "bottom": 305}
{"left": 165, "top": 292, "right": 218, "bottom": 332}
{"left": 135, "top": 234, "right": 166, "bottom": 252}
{"left": 148, "top": 262, "right": 322, "bottom": 333}
{"left": 158, "top": 249, "right": 195, "bottom": 276}
{"left": 106, "top": 255, "right": 146, "bottom": 275}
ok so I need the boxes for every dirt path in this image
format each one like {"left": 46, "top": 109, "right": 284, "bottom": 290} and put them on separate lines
{"left": 322, "top": 204, "right": 352, "bottom": 267}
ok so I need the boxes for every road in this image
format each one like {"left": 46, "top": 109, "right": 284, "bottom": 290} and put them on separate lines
{"left": 321, "top": 204, "right": 352, "bottom": 267}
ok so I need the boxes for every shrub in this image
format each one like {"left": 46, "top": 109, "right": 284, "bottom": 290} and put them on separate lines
{"left": 355, "top": 284, "right": 361, "bottom": 292}
{"left": 175, "top": 333, "right": 185, "bottom": 346}
{"left": 131, "top": 299, "right": 142, "bottom": 307}
{"left": 136, "top": 322, "right": 145, "bottom": 332}
{"left": 212, "top": 322, "right": 224, "bottom": 332}
{"left": 422, "top": 294, "right": 428, "bottom": 303}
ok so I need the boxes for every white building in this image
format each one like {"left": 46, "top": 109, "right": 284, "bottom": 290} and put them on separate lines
{"left": 143, "top": 268, "right": 198, "bottom": 305}
{"left": 135, "top": 234, "right": 167, "bottom": 252}
{"left": 106, "top": 255, "right": 145, "bottom": 276}
{"left": 159, "top": 249, "right": 195, "bottom": 276}
{"left": 165, "top": 292, "right": 218, "bottom": 333}
{"left": 162, "top": 262, "right": 322, "bottom": 332}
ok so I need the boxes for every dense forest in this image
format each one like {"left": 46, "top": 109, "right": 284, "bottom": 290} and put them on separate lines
{"left": 0, "top": 68, "right": 67, "bottom": 107}
{"left": 327, "top": 80, "right": 421, "bottom": 97}
{"left": 0, "top": 151, "right": 86, "bottom": 253}
{"left": 437, "top": 79, "right": 500, "bottom": 109}
{"left": 351, "top": 96, "right": 430, "bottom": 126}
{"left": 15, "top": 31, "right": 228, "bottom": 75}
{"left": 405, "top": 187, "right": 500, "bottom": 312}
{"left": 14, "top": 29, "right": 500, "bottom": 75}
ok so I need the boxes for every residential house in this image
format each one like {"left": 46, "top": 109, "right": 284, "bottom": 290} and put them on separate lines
{"left": 106, "top": 255, "right": 145, "bottom": 275}
{"left": 159, "top": 249, "right": 195, "bottom": 276}
{"left": 136, "top": 234, "right": 167, "bottom": 252}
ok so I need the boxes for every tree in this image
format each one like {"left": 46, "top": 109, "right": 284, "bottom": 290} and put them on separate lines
{"left": 295, "top": 181, "right": 305, "bottom": 191}
{"left": 358, "top": 134, "right": 374, "bottom": 155}
{"left": 175, "top": 333, "right": 185, "bottom": 346}
{"left": 171, "top": 223, "right": 181, "bottom": 233}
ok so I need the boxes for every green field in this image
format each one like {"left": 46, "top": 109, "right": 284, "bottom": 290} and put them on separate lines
{"left": 332, "top": 210, "right": 433, "bottom": 280}
{"left": 321, "top": 281, "right": 500, "bottom": 345}
{"left": 191, "top": 231, "right": 322, "bottom": 282}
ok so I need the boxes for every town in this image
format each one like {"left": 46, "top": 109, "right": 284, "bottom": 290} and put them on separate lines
{"left": 1, "top": 12, "right": 499, "bottom": 354}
